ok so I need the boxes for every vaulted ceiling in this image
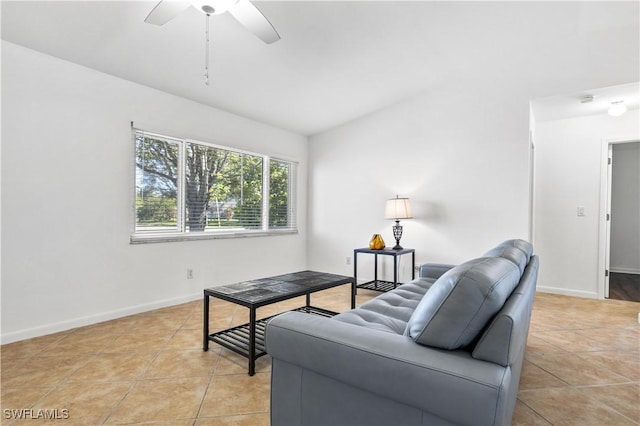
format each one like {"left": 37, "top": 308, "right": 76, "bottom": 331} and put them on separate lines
{"left": 2, "top": 1, "right": 639, "bottom": 135}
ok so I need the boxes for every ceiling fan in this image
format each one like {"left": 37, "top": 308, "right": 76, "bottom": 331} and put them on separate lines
{"left": 145, "top": 0, "right": 280, "bottom": 84}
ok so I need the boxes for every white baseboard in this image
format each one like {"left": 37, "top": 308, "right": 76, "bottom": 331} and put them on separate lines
{"left": 536, "top": 285, "right": 599, "bottom": 299}
{"left": 610, "top": 267, "right": 640, "bottom": 275}
{"left": 1, "top": 292, "right": 202, "bottom": 345}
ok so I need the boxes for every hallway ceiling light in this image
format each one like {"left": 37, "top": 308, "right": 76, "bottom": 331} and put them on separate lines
{"left": 608, "top": 101, "right": 627, "bottom": 117}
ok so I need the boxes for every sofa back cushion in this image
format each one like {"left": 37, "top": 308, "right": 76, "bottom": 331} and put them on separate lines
{"left": 483, "top": 245, "right": 528, "bottom": 274}
{"left": 472, "top": 255, "right": 539, "bottom": 366}
{"left": 487, "top": 239, "right": 533, "bottom": 261}
{"left": 404, "top": 257, "right": 521, "bottom": 350}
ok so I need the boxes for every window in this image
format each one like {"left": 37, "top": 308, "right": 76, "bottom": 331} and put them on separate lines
{"left": 133, "top": 130, "right": 297, "bottom": 242}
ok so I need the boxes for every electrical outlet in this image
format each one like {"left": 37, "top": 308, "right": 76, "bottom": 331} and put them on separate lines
{"left": 577, "top": 206, "right": 586, "bottom": 217}
{"left": 346, "top": 257, "right": 351, "bottom": 265}
{"left": 187, "top": 269, "right": 194, "bottom": 279}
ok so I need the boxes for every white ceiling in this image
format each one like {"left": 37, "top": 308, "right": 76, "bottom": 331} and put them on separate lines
{"left": 531, "top": 82, "right": 640, "bottom": 123}
{"left": 2, "top": 1, "right": 639, "bottom": 135}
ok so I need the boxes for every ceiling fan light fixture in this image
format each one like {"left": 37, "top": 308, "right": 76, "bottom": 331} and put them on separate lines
{"left": 191, "top": 0, "right": 239, "bottom": 15}
{"left": 146, "top": 0, "right": 280, "bottom": 43}
{"left": 608, "top": 101, "right": 627, "bottom": 117}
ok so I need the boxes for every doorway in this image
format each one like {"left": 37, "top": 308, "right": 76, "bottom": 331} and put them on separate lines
{"left": 601, "top": 140, "right": 640, "bottom": 302}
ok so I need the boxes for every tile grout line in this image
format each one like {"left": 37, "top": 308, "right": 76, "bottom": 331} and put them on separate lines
{"left": 192, "top": 297, "right": 225, "bottom": 424}
{"left": 515, "top": 396, "right": 555, "bottom": 425}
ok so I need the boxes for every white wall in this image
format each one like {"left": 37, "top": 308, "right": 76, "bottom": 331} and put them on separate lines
{"left": 308, "top": 81, "right": 535, "bottom": 282}
{"left": 1, "top": 42, "right": 308, "bottom": 343}
{"left": 533, "top": 112, "right": 640, "bottom": 298}
{"left": 610, "top": 142, "right": 640, "bottom": 274}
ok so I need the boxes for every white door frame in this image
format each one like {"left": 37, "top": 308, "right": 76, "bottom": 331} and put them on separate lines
{"left": 597, "top": 137, "right": 639, "bottom": 299}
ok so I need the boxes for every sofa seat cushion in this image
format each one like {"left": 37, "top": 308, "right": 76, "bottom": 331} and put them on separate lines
{"left": 405, "top": 257, "right": 521, "bottom": 350}
{"left": 333, "top": 278, "right": 435, "bottom": 334}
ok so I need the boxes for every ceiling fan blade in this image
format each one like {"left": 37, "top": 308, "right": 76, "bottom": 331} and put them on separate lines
{"left": 144, "top": 0, "right": 191, "bottom": 26}
{"left": 228, "top": 0, "right": 280, "bottom": 44}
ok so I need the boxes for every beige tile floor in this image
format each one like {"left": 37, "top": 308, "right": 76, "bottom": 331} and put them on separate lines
{"left": 1, "top": 287, "right": 638, "bottom": 425}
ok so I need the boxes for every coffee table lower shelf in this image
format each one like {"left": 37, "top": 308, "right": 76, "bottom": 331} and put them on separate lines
{"left": 207, "top": 306, "right": 338, "bottom": 360}
{"left": 356, "top": 280, "right": 399, "bottom": 292}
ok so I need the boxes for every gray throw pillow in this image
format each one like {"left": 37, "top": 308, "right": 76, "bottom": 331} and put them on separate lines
{"left": 404, "top": 257, "right": 521, "bottom": 350}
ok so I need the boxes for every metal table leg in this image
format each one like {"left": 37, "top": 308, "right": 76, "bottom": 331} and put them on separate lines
{"left": 248, "top": 307, "right": 256, "bottom": 376}
{"left": 393, "top": 253, "right": 398, "bottom": 288}
{"left": 203, "top": 292, "right": 210, "bottom": 351}
{"left": 350, "top": 280, "right": 356, "bottom": 308}
{"left": 374, "top": 253, "right": 379, "bottom": 288}
{"left": 354, "top": 250, "right": 358, "bottom": 294}
{"left": 412, "top": 251, "right": 416, "bottom": 280}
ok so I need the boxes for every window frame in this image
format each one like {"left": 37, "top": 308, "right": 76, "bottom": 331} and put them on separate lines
{"left": 131, "top": 129, "right": 298, "bottom": 244}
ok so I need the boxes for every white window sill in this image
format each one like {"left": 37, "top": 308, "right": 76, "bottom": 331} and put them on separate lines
{"left": 130, "top": 229, "right": 298, "bottom": 244}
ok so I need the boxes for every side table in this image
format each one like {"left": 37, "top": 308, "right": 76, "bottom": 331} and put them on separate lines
{"left": 354, "top": 247, "right": 415, "bottom": 292}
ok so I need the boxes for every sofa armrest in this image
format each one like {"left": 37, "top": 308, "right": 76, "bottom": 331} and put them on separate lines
{"left": 419, "top": 263, "right": 455, "bottom": 279}
{"left": 266, "top": 311, "right": 509, "bottom": 426}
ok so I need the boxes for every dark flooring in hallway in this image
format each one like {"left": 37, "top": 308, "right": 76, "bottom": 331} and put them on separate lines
{"left": 609, "top": 272, "right": 640, "bottom": 302}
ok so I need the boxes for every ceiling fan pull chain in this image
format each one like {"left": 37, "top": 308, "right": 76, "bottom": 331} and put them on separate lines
{"left": 204, "top": 13, "right": 211, "bottom": 85}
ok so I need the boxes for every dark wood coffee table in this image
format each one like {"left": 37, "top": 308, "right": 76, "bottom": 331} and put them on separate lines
{"left": 203, "top": 270, "right": 355, "bottom": 375}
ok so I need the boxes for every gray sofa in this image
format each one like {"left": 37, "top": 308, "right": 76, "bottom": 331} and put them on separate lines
{"left": 265, "top": 240, "right": 539, "bottom": 426}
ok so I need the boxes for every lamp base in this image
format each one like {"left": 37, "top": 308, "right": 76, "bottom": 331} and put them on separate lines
{"left": 392, "top": 221, "right": 403, "bottom": 251}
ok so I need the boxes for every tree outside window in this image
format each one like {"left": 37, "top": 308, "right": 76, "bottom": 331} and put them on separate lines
{"left": 134, "top": 131, "right": 296, "bottom": 240}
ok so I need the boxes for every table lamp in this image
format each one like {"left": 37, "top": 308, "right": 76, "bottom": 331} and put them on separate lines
{"left": 384, "top": 195, "right": 413, "bottom": 250}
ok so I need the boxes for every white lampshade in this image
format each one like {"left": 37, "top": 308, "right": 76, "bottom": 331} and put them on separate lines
{"left": 608, "top": 101, "right": 627, "bottom": 117}
{"left": 385, "top": 196, "right": 413, "bottom": 220}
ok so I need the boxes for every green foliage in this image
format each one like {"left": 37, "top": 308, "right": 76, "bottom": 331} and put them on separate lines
{"left": 136, "top": 195, "right": 177, "bottom": 222}
{"left": 135, "top": 132, "right": 292, "bottom": 232}
{"left": 269, "top": 161, "right": 290, "bottom": 228}
{"left": 210, "top": 152, "right": 263, "bottom": 229}
{"left": 135, "top": 135, "right": 179, "bottom": 197}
